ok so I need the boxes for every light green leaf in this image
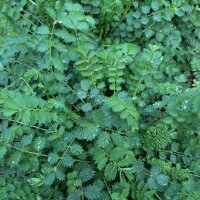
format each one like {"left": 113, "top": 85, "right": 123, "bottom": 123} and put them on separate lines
{"left": 3, "top": 108, "right": 17, "bottom": 117}
{"left": 178, "top": 74, "right": 187, "bottom": 83}
{"left": 104, "top": 162, "right": 117, "bottom": 180}
{"left": 85, "top": 16, "right": 95, "bottom": 26}
{"left": 2, "top": 128, "right": 13, "bottom": 143}
{"left": 21, "top": 109, "right": 31, "bottom": 123}
{"left": 156, "top": 174, "right": 169, "bottom": 186}
{"left": 56, "top": 169, "right": 65, "bottom": 181}
{"left": 54, "top": 29, "right": 76, "bottom": 43}
{"left": 36, "top": 26, "right": 50, "bottom": 35}
{"left": 21, "top": 134, "right": 33, "bottom": 146}
{"left": 34, "top": 137, "right": 45, "bottom": 151}
{"left": 8, "top": 152, "right": 21, "bottom": 167}
{"left": 0, "top": 146, "right": 7, "bottom": 160}
{"left": 48, "top": 152, "right": 59, "bottom": 164}
{"left": 151, "top": 1, "right": 160, "bottom": 11}
{"left": 43, "top": 173, "right": 55, "bottom": 185}
{"left": 110, "top": 147, "right": 126, "bottom": 160}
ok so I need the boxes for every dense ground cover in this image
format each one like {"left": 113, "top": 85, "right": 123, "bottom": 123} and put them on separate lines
{"left": 0, "top": 0, "right": 200, "bottom": 199}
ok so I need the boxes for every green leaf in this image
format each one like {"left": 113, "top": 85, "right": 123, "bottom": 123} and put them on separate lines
{"left": 2, "top": 128, "right": 13, "bottom": 143}
{"left": 96, "top": 132, "right": 110, "bottom": 148}
{"left": 104, "top": 162, "right": 118, "bottom": 181}
{"left": 2, "top": 108, "right": 17, "bottom": 117}
{"left": 151, "top": 1, "right": 160, "bottom": 11}
{"left": 81, "top": 80, "right": 90, "bottom": 91}
{"left": 145, "top": 28, "right": 154, "bottom": 38}
{"left": 67, "top": 193, "right": 81, "bottom": 200}
{"left": 52, "top": 57, "right": 65, "bottom": 71}
{"left": 143, "top": 124, "right": 176, "bottom": 150}
{"left": 164, "top": 11, "right": 174, "bottom": 21}
{"left": 110, "top": 147, "right": 126, "bottom": 160}
{"left": 82, "top": 103, "right": 92, "bottom": 112}
{"left": 21, "top": 134, "right": 33, "bottom": 146}
{"left": 141, "top": 6, "right": 150, "bottom": 14}
{"left": 62, "top": 155, "right": 75, "bottom": 168}
{"left": 48, "top": 152, "right": 59, "bottom": 164}
{"left": 24, "top": 68, "right": 39, "bottom": 81}
{"left": 53, "top": 42, "right": 67, "bottom": 52}
{"left": 97, "top": 155, "right": 107, "bottom": 170}
{"left": 21, "top": 109, "right": 31, "bottom": 123}
{"left": 156, "top": 174, "right": 169, "bottom": 186}
{"left": 178, "top": 74, "right": 187, "bottom": 82}
{"left": 184, "top": 180, "right": 199, "bottom": 193}
{"left": 70, "top": 144, "right": 83, "bottom": 155}
{"left": 27, "top": 177, "right": 42, "bottom": 186}
{"left": 0, "top": 146, "right": 7, "bottom": 160}
{"left": 166, "top": 30, "right": 181, "bottom": 48}
{"left": 84, "top": 185, "right": 101, "bottom": 200}
{"left": 90, "top": 147, "right": 108, "bottom": 170}
{"left": 43, "top": 173, "right": 55, "bottom": 185}
{"left": 33, "top": 137, "right": 45, "bottom": 151}
{"left": 193, "top": 96, "right": 200, "bottom": 117}
{"left": 77, "top": 22, "right": 89, "bottom": 31}
{"left": 55, "top": 169, "right": 65, "bottom": 181}
{"left": 79, "top": 165, "right": 95, "bottom": 182}
{"left": 36, "top": 26, "right": 50, "bottom": 35}
{"left": 8, "top": 152, "right": 21, "bottom": 167}
{"left": 77, "top": 91, "right": 87, "bottom": 99}
{"left": 106, "top": 95, "right": 139, "bottom": 131}
{"left": 147, "top": 177, "right": 158, "bottom": 189}
{"left": 85, "top": 16, "right": 95, "bottom": 26}
{"left": 140, "top": 17, "right": 149, "bottom": 25}
{"left": 46, "top": 7, "right": 56, "bottom": 20}
{"left": 37, "top": 41, "right": 49, "bottom": 52}
{"left": 54, "top": 29, "right": 76, "bottom": 43}
{"left": 64, "top": 3, "right": 83, "bottom": 12}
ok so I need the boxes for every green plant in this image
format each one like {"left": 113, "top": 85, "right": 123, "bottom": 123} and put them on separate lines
{"left": 0, "top": 0, "right": 200, "bottom": 199}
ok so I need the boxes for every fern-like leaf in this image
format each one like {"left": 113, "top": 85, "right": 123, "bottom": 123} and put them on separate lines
{"left": 142, "top": 124, "right": 176, "bottom": 150}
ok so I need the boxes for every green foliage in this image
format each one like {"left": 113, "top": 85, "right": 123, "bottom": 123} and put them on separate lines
{"left": 143, "top": 124, "right": 176, "bottom": 150}
{"left": 0, "top": 0, "right": 200, "bottom": 199}
{"left": 105, "top": 94, "right": 139, "bottom": 131}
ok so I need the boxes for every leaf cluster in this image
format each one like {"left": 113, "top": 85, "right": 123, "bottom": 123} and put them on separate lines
{"left": 0, "top": 0, "right": 200, "bottom": 199}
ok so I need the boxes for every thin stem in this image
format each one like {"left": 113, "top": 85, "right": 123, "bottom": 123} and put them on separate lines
{"left": 74, "top": 159, "right": 93, "bottom": 163}
{"left": 10, "top": 59, "right": 32, "bottom": 69}
{"left": 189, "top": 171, "right": 200, "bottom": 178}
{"left": 159, "top": 149, "right": 184, "bottom": 155}
{"left": 47, "top": 189, "right": 55, "bottom": 200}
{"left": 19, "top": 14, "right": 37, "bottom": 27}
{"left": 147, "top": 7, "right": 176, "bottom": 17}
{"left": 49, "top": 21, "right": 57, "bottom": 68}
{"left": 102, "top": 175, "right": 113, "bottom": 200}
{"left": 4, "top": 81, "right": 16, "bottom": 90}
{"left": 2, "top": 140, "right": 75, "bottom": 161}
{"left": 2, "top": 66, "right": 34, "bottom": 93}
{"left": 22, "top": 9, "right": 44, "bottom": 25}
{"left": 74, "top": 28, "right": 79, "bottom": 45}
{"left": 61, "top": 80, "right": 86, "bottom": 104}
{"left": 1, "top": 117, "right": 63, "bottom": 141}
{"left": 133, "top": 77, "right": 142, "bottom": 99}
{"left": 109, "top": 1, "right": 131, "bottom": 35}
{"left": 19, "top": 77, "right": 34, "bottom": 94}
{"left": 54, "top": 140, "right": 74, "bottom": 171}
{"left": 155, "top": 192, "right": 162, "bottom": 200}
{"left": 28, "top": 0, "right": 38, "bottom": 7}
{"left": 1, "top": 141, "right": 48, "bottom": 157}
{"left": 1, "top": 117, "right": 53, "bottom": 133}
